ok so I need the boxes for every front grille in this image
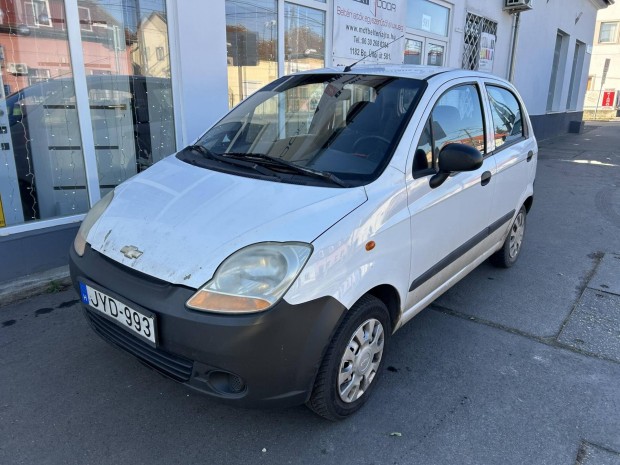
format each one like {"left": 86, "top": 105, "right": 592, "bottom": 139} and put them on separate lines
{"left": 86, "top": 310, "right": 194, "bottom": 382}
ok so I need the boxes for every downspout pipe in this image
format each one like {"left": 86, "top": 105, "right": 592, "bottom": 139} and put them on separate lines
{"left": 508, "top": 12, "right": 521, "bottom": 83}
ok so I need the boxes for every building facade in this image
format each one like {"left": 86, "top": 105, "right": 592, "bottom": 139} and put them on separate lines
{"left": 0, "top": 0, "right": 611, "bottom": 284}
{"left": 585, "top": 1, "right": 620, "bottom": 119}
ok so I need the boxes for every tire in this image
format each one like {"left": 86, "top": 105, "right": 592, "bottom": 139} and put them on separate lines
{"left": 490, "top": 205, "right": 527, "bottom": 268}
{"left": 306, "top": 294, "right": 391, "bottom": 421}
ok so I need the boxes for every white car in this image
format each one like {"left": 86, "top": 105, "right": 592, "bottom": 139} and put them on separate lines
{"left": 70, "top": 65, "right": 537, "bottom": 421}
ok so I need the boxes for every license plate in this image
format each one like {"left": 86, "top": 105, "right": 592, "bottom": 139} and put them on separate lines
{"left": 79, "top": 282, "right": 156, "bottom": 345}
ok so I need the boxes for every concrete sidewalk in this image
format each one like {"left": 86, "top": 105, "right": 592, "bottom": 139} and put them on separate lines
{"left": 1, "top": 122, "right": 620, "bottom": 465}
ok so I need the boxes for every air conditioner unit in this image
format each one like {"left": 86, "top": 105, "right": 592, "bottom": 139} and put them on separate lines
{"left": 7, "top": 62, "right": 28, "bottom": 75}
{"left": 504, "top": 0, "right": 533, "bottom": 12}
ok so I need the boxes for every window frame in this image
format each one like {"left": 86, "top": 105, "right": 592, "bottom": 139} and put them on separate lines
{"left": 598, "top": 22, "right": 619, "bottom": 44}
{"left": 78, "top": 6, "right": 93, "bottom": 32}
{"left": 484, "top": 83, "right": 528, "bottom": 155}
{"left": 412, "top": 81, "right": 487, "bottom": 179}
{"left": 404, "top": 0, "right": 451, "bottom": 67}
{"left": 27, "top": 0, "right": 53, "bottom": 28}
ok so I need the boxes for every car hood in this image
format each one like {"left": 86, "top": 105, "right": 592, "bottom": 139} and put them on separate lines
{"left": 87, "top": 155, "right": 367, "bottom": 289}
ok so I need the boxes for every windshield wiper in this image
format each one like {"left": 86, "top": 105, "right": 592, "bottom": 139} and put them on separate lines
{"left": 224, "top": 152, "right": 350, "bottom": 188}
{"left": 184, "top": 145, "right": 282, "bottom": 180}
{"left": 187, "top": 144, "right": 213, "bottom": 158}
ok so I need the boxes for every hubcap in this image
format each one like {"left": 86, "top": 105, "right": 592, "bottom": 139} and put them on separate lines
{"left": 338, "top": 318, "right": 385, "bottom": 403}
{"left": 509, "top": 211, "right": 525, "bottom": 259}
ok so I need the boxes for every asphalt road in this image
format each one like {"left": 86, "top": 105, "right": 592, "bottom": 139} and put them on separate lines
{"left": 1, "top": 123, "right": 620, "bottom": 465}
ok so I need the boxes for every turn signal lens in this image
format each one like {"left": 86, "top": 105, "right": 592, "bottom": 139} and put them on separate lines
{"left": 186, "top": 290, "right": 271, "bottom": 313}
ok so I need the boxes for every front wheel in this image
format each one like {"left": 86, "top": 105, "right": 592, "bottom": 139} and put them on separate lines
{"left": 306, "top": 295, "right": 391, "bottom": 421}
{"left": 490, "top": 205, "right": 527, "bottom": 268}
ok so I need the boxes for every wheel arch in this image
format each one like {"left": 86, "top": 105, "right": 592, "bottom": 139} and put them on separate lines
{"left": 365, "top": 284, "right": 401, "bottom": 332}
{"left": 523, "top": 195, "right": 533, "bottom": 213}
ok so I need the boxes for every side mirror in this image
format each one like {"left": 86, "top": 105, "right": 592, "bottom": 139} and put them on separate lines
{"left": 430, "top": 143, "right": 483, "bottom": 189}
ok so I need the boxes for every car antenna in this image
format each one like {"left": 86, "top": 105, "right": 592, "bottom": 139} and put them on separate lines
{"left": 343, "top": 35, "right": 404, "bottom": 73}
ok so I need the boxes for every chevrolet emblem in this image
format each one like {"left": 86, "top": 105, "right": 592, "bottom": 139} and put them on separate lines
{"left": 120, "top": 245, "right": 143, "bottom": 259}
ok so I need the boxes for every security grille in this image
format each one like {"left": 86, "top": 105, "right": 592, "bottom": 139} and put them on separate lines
{"left": 462, "top": 13, "right": 498, "bottom": 70}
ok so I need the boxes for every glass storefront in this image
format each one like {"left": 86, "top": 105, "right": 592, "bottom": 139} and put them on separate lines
{"left": 78, "top": 0, "right": 175, "bottom": 197}
{"left": 0, "top": 0, "right": 174, "bottom": 228}
{"left": 226, "top": 0, "right": 278, "bottom": 108}
{"left": 284, "top": 3, "right": 325, "bottom": 74}
{"left": 223, "top": 0, "right": 452, "bottom": 107}
{"left": 225, "top": 0, "right": 327, "bottom": 109}
{"left": 0, "top": 0, "right": 85, "bottom": 225}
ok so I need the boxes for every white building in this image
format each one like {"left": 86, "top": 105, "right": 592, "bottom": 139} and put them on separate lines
{"left": 585, "top": 1, "right": 620, "bottom": 118}
{"left": 0, "top": 0, "right": 611, "bottom": 284}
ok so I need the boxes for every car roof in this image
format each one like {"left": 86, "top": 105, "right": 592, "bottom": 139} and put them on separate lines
{"left": 295, "top": 64, "right": 506, "bottom": 83}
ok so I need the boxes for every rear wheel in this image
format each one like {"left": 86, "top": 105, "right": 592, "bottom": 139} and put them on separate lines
{"left": 307, "top": 295, "right": 390, "bottom": 421}
{"left": 490, "top": 206, "right": 527, "bottom": 268}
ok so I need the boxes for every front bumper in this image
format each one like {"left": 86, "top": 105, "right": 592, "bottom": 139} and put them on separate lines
{"left": 69, "top": 245, "right": 346, "bottom": 408}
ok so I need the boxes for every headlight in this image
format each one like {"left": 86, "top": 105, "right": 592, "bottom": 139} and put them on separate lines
{"left": 73, "top": 191, "right": 115, "bottom": 257}
{"left": 186, "top": 242, "right": 312, "bottom": 314}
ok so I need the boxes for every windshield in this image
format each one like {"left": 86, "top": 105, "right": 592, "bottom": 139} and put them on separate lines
{"left": 179, "top": 74, "right": 425, "bottom": 187}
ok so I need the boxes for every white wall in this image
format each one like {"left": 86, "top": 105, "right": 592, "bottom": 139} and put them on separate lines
{"left": 514, "top": 0, "right": 599, "bottom": 116}
{"left": 169, "top": 1, "right": 230, "bottom": 145}
{"left": 447, "top": 1, "right": 514, "bottom": 79}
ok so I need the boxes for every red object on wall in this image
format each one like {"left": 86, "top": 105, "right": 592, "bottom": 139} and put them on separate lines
{"left": 602, "top": 91, "right": 616, "bottom": 107}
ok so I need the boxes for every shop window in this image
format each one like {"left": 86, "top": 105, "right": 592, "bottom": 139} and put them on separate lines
{"left": 225, "top": 0, "right": 327, "bottom": 108}
{"left": 427, "top": 43, "right": 444, "bottom": 66}
{"left": 284, "top": 3, "right": 325, "bottom": 74}
{"left": 404, "top": 39, "right": 422, "bottom": 65}
{"left": 226, "top": 0, "right": 277, "bottom": 108}
{"left": 79, "top": 0, "right": 175, "bottom": 198}
{"left": 406, "top": 0, "right": 449, "bottom": 37}
{"left": 404, "top": 1, "right": 449, "bottom": 67}
{"left": 0, "top": 0, "right": 88, "bottom": 227}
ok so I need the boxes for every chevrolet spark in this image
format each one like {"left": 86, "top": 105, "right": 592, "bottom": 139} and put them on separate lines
{"left": 70, "top": 66, "right": 537, "bottom": 420}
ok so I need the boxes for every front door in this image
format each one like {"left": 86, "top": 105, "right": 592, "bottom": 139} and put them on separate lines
{"left": 401, "top": 80, "right": 497, "bottom": 320}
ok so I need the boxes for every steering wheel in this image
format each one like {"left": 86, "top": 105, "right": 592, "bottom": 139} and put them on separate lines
{"left": 352, "top": 135, "right": 391, "bottom": 159}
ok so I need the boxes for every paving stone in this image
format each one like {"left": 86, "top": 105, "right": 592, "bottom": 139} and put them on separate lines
{"left": 589, "top": 253, "right": 620, "bottom": 296}
{"left": 578, "top": 443, "right": 620, "bottom": 465}
{"left": 558, "top": 289, "right": 620, "bottom": 362}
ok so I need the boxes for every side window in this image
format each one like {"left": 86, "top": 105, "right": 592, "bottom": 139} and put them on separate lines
{"left": 486, "top": 86, "right": 524, "bottom": 149}
{"left": 413, "top": 84, "right": 485, "bottom": 177}
{"left": 432, "top": 84, "right": 485, "bottom": 155}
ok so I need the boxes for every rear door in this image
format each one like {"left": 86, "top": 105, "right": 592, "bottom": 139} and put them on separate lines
{"left": 482, "top": 81, "right": 536, "bottom": 227}
{"left": 402, "top": 78, "right": 497, "bottom": 318}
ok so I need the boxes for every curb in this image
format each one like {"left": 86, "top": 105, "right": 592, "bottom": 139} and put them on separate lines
{"left": 0, "top": 266, "right": 71, "bottom": 308}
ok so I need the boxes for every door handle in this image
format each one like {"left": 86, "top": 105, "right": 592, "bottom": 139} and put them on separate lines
{"left": 481, "top": 171, "right": 492, "bottom": 186}
{"left": 527, "top": 150, "right": 534, "bottom": 162}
